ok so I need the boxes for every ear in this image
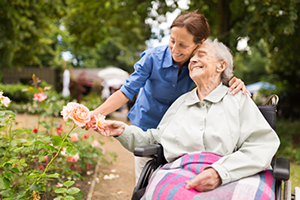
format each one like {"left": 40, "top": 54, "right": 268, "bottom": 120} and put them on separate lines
{"left": 216, "top": 61, "right": 227, "bottom": 73}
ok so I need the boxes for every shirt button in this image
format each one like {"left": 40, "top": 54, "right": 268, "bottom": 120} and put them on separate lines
{"left": 201, "top": 103, "right": 205, "bottom": 106}
{"left": 170, "top": 94, "right": 173, "bottom": 97}
{"left": 172, "top": 84, "right": 175, "bottom": 87}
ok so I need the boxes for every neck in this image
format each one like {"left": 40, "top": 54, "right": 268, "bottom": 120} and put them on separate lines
{"left": 195, "top": 79, "right": 221, "bottom": 101}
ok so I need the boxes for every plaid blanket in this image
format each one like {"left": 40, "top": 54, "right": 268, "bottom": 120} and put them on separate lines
{"left": 142, "top": 152, "right": 275, "bottom": 200}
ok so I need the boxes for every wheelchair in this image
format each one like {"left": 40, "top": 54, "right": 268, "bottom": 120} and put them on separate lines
{"left": 131, "top": 95, "right": 299, "bottom": 200}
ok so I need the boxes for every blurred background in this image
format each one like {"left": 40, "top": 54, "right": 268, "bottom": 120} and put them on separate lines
{"left": 1, "top": 0, "right": 300, "bottom": 189}
{"left": 1, "top": 0, "right": 300, "bottom": 120}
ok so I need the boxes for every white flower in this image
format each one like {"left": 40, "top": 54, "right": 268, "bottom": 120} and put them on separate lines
{"left": 0, "top": 92, "right": 11, "bottom": 107}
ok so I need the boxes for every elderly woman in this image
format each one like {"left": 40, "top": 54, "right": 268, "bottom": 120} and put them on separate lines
{"left": 93, "top": 39, "right": 280, "bottom": 200}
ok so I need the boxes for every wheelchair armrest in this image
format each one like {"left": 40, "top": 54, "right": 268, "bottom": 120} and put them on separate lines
{"left": 134, "top": 144, "right": 162, "bottom": 157}
{"left": 273, "top": 157, "right": 290, "bottom": 181}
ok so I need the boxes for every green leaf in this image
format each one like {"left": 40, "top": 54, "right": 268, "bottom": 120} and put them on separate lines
{"left": 0, "top": 111, "right": 5, "bottom": 117}
{"left": 0, "top": 188, "right": 13, "bottom": 197}
{"left": 3, "top": 163, "right": 12, "bottom": 171}
{"left": 55, "top": 188, "right": 67, "bottom": 193}
{"left": 65, "top": 146, "right": 77, "bottom": 157}
{"left": 52, "top": 135, "right": 63, "bottom": 146}
{"left": 11, "top": 168, "right": 21, "bottom": 173}
{"left": 76, "top": 191, "right": 85, "bottom": 196}
{"left": 66, "top": 118, "right": 74, "bottom": 125}
{"left": 63, "top": 180, "right": 75, "bottom": 187}
{"left": 4, "top": 110, "right": 16, "bottom": 116}
{"left": 0, "top": 176, "right": 11, "bottom": 190}
{"left": 46, "top": 173, "right": 59, "bottom": 178}
{"left": 64, "top": 196, "right": 75, "bottom": 200}
{"left": 54, "top": 197, "right": 63, "bottom": 200}
{"left": 13, "top": 146, "right": 24, "bottom": 152}
{"left": 4, "top": 171, "right": 14, "bottom": 179}
{"left": 66, "top": 187, "right": 80, "bottom": 194}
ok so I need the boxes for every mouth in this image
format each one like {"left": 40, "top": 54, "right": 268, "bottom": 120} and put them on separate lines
{"left": 173, "top": 53, "right": 183, "bottom": 58}
{"left": 191, "top": 65, "right": 203, "bottom": 71}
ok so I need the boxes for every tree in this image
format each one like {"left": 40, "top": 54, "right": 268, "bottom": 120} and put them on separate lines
{"left": 63, "top": 0, "right": 177, "bottom": 71}
{"left": 0, "top": 0, "right": 67, "bottom": 67}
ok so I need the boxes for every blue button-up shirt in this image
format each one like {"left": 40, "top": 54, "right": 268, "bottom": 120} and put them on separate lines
{"left": 120, "top": 45, "right": 195, "bottom": 130}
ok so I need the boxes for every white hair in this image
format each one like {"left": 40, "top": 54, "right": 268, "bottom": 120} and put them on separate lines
{"left": 204, "top": 39, "right": 233, "bottom": 85}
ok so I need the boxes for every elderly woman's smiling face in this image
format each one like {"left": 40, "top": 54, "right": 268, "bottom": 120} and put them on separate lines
{"left": 188, "top": 44, "right": 225, "bottom": 85}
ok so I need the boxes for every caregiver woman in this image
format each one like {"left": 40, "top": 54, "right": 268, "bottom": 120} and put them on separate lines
{"left": 87, "top": 10, "right": 248, "bottom": 180}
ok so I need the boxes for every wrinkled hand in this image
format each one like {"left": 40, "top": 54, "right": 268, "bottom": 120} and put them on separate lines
{"left": 229, "top": 77, "right": 251, "bottom": 96}
{"left": 85, "top": 114, "right": 96, "bottom": 130}
{"left": 185, "top": 168, "right": 221, "bottom": 192}
{"left": 92, "top": 120, "right": 125, "bottom": 137}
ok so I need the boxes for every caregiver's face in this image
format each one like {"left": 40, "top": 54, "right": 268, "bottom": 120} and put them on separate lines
{"left": 168, "top": 26, "right": 198, "bottom": 67}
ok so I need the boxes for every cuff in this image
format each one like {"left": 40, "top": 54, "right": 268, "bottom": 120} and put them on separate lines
{"left": 210, "top": 163, "right": 232, "bottom": 185}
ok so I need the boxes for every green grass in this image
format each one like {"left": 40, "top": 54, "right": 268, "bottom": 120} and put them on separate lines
{"left": 290, "top": 163, "right": 300, "bottom": 191}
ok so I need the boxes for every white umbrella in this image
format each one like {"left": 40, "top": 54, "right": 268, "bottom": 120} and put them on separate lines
{"left": 97, "top": 67, "right": 129, "bottom": 80}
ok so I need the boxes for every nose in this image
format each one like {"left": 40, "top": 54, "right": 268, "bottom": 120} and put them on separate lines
{"left": 190, "top": 54, "right": 198, "bottom": 62}
{"left": 171, "top": 43, "right": 179, "bottom": 52}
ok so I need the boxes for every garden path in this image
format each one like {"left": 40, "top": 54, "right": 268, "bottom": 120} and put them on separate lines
{"left": 15, "top": 109, "right": 136, "bottom": 200}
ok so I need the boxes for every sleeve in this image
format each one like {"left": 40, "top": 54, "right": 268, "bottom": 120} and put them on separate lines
{"left": 211, "top": 94, "right": 280, "bottom": 185}
{"left": 115, "top": 124, "right": 160, "bottom": 152}
{"left": 120, "top": 50, "right": 154, "bottom": 100}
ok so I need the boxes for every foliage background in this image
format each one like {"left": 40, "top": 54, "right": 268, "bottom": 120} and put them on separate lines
{"left": 0, "top": 0, "right": 300, "bottom": 117}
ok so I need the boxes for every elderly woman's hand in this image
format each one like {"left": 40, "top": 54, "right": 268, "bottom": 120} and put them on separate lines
{"left": 185, "top": 167, "right": 221, "bottom": 192}
{"left": 229, "top": 77, "right": 251, "bottom": 96}
{"left": 92, "top": 120, "right": 125, "bottom": 137}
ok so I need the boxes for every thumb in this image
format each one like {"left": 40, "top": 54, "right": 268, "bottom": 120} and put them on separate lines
{"left": 185, "top": 179, "right": 196, "bottom": 190}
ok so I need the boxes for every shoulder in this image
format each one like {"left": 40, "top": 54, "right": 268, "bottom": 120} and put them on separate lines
{"left": 141, "top": 45, "right": 169, "bottom": 58}
{"left": 223, "top": 90, "right": 254, "bottom": 109}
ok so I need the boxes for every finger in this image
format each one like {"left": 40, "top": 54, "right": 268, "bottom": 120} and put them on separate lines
{"left": 245, "top": 90, "right": 252, "bottom": 97}
{"left": 229, "top": 78, "right": 240, "bottom": 93}
{"left": 228, "top": 77, "right": 236, "bottom": 90}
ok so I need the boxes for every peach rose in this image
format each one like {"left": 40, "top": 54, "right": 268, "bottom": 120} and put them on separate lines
{"left": 66, "top": 153, "right": 79, "bottom": 163}
{"left": 70, "top": 133, "right": 79, "bottom": 142}
{"left": 34, "top": 92, "right": 47, "bottom": 102}
{"left": 61, "top": 102, "right": 90, "bottom": 127}
{"left": 95, "top": 114, "right": 107, "bottom": 130}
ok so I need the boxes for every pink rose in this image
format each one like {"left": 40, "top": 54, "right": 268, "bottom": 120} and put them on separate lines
{"left": 60, "top": 147, "right": 67, "bottom": 156}
{"left": 70, "top": 133, "right": 79, "bottom": 142}
{"left": 95, "top": 114, "right": 107, "bottom": 130}
{"left": 0, "top": 92, "right": 10, "bottom": 107}
{"left": 34, "top": 92, "right": 47, "bottom": 102}
{"left": 66, "top": 153, "right": 79, "bottom": 163}
{"left": 61, "top": 102, "right": 90, "bottom": 127}
{"left": 43, "top": 155, "right": 48, "bottom": 162}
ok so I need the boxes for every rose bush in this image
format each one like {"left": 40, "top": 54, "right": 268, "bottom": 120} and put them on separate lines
{"left": 0, "top": 75, "right": 114, "bottom": 199}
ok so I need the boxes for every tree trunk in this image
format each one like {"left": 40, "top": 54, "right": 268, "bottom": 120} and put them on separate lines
{"left": 217, "top": 0, "right": 231, "bottom": 46}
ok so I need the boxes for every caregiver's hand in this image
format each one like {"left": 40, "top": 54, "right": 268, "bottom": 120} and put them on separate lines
{"left": 92, "top": 120, "right": 125, "bottom": 137}
{"left": 229, "top": 77, "right": 251, "bottom": 96}
{"left": 185, "top": 167, "right": 221, "bottom": 192}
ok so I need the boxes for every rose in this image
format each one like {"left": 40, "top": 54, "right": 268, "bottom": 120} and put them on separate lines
{"left": 0, "top": 92, "right": 11, "bottom": 107}
{"left": 95, "top": 114, "right": 107, "bottom": 130}
{"left": 70, "top": 133, "right": 79, "bottom": 142}
{"left": 66, "top": 153, "right": 79, "bottom": 163}
{"left": 61, "top": 102, "right": 91, "bottom": 127}
{"left": 44, "top": 86, "right": 51, "bottom": 91}
{"left": 34, "top": 92, "right": 47, "bottom": 102}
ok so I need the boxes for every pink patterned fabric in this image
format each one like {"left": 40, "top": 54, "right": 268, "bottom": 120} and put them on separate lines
{"left": 142, "top": 152, "right": 275, "bottom": 200}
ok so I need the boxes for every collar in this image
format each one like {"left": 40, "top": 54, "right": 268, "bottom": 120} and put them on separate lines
{"left": 185, "top": 83, "right": 229, "bottom": 105}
